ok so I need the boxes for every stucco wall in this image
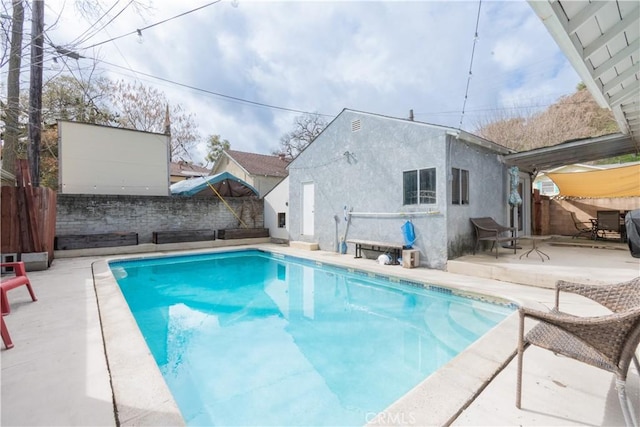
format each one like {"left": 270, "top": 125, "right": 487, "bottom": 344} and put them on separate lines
{"left": 287, "top": 111, "right": 511, "bottom": 269}
{"left": 264, "top": 177, "right": 290, "bottom": 242}
{"left": 446, "top": 136, "right": 508, "bottom": 258}
{"left": 56, "top": 194, "right": 263, "bottom": 244}
{"left": 288, "top": 111, "right": 451, "bottom": 268}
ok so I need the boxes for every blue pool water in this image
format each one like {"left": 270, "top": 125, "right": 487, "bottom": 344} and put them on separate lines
{"left": 109, "top": 250, "right": 514, "bottom": 426}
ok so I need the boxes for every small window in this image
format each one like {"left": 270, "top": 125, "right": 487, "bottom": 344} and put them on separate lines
{"left": 452, "top": 168, "right": 469, "bottom": 205}
{"left": 403, "top": 168, "right": 436, "bottom": 205}
{"left": 541, "top": 181, "right": 556, "bottom": 195}
{"left": 278, "top": 212, "right": 286, "bottom": 228}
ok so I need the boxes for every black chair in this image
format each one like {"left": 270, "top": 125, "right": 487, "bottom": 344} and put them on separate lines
{"left": 595, "top": 210, "right": 622, "bottom": 241}
{"left": 570, "top": 211, "right": 596, "bottom": 239}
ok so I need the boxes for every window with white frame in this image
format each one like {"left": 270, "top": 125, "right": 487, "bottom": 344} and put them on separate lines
{"left": 451, "top": 168, "right": 469, "bottom": 205}
{"left": 403, "top": 168, "right": 436, "bottom": 205}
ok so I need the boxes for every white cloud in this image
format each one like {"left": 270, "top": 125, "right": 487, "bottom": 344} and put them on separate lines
{"left": 10, "top": 0, "right": 581, "bottom": 164}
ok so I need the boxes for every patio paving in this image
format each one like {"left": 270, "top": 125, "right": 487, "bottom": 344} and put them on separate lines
{"left": 1, "top": 238, "right": 638, "bottom": 426}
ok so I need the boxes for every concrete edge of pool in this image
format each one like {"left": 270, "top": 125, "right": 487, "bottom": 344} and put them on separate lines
{"left": 92, "top": 245, "right": 534, "bottom": 426}
{"left": 93, "top": 259, "right": 186, "bottom": 426}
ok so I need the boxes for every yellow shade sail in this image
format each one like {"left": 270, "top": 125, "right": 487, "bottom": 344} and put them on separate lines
{"left": 548, "top": 164, "right": 640, "bottom": 198}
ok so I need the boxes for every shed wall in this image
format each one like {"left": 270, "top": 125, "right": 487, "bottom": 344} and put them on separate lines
{"left": 264, "top": 177, "right": 290, "bottom": 242}
{"left": 288, "top": 111, "right": 451, "bottom": 268}
{"left": 288, "top": 111, "right": 512, "bottom": 269}
{"left": 58, "top": 121, "right": 170, "bottom": 196}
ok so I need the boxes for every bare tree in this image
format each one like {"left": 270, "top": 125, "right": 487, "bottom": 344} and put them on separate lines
{"left": 275, "top": 113, "right": 328, "bottom": 159}
{"left": 108, "top": 80, "right": 200, "bottom": 161}
{"left": 41, "top": 74, "right": 114, "bottom": 124}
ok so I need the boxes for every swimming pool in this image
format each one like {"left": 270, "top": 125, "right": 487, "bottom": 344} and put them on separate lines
{"left": 109, "top": 249, "right": 514, "bottom": 426}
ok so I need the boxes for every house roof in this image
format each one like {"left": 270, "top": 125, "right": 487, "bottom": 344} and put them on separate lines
{"left": 223, "top": 150, "right": 290, "bottom": 178}
{"left": 287, "top": 108, "right": 512, "bottom": 169}
{"left": 528, "top": 1, "right": 640, "bottom": 157}
{"left": 170, "top": 161, "right": 210, "bottom": 178}
{"left": 169, "top": 171, "right": 259, "bottom": 197}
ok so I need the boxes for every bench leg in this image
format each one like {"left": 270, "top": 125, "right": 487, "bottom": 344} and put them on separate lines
{"left": 354, "top": 244, "right": 362, "bottom": 259}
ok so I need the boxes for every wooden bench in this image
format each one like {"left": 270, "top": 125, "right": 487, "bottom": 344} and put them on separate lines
{"left": 347, "top": 239, "right": 405, "bottom": 265}
{"left": 152, "top": 229, "right": 216, "bottom": 244}
{"left": 54, "top": 232, "right": 138, "bottom": 250}
{"left": 470, "top": 217, "right": 518, "bottom": 258}
{"left": 217, "top": 228, "right": 269, "bottom": 240}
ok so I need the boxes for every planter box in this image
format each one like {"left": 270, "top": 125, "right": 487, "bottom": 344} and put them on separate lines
{"left": 152, "top": 229, "right": 216, "bottom": 244}
{"left": 55, "top": 232, "right": 138, "bottom": 250}
{"left": 217, "top": 228, "right": 269, "bottom": 240}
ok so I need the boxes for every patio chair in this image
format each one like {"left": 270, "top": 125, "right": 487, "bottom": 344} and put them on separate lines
{"left": 1, "top": 315, "right": 13, "bottom": 349}
{"left": 470, "top": 217, "right": 518, "bottom": 259}
{"left": 1, "top": 261, "right": 37, "bottom": 315}
{"left": 570, "top": 211, "right": 596, "bottom": 239}
{"left": 516, "top": 277, "right": 640, "bottom": 426}
{"left": 595, "top": 210, "right": 623, "bottom": 240}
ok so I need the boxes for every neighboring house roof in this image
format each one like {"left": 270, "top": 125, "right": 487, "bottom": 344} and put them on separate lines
{"left": 220, "top": 150, "right": 291, "bottom": 178}
{"left": 170, "top": 172, "right": 259, "bottom": 197}
{"left": 170, "top": 161, "right": 210, "bottom": 179}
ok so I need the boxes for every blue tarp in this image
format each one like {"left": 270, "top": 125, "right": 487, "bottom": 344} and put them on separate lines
{"left": 401, "top": 221, "right": 416, "bottom": 248}
{"left": 170, "top": 172, "right": 259, "bottom": 197}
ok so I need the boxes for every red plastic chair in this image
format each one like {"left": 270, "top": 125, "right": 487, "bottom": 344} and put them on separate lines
{"left": 1, "top": 315, "right": 13, "bottom": 349}
{"left": 1, "top": 261, "right": 38, "bottom": 315}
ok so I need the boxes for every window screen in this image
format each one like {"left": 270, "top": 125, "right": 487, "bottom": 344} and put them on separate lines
{"left": 403, "top": 168, "right": 436, "bottom": 205}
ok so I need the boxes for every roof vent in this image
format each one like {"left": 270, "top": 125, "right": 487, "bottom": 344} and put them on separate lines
{"left": 351, "top": 119, "right": 361, "bottom": 132}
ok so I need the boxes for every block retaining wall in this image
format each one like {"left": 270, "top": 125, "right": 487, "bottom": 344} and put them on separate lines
{"left": 56, "top": 194, "right": 263, "bottom": 244}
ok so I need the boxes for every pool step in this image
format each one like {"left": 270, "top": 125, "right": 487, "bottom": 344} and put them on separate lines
{"left": 448, "top": 303, "right": 499, "bottom": 338}
{"left": 289, "top": 241, "right": 319, "bottom": 251}
{"left": 424, "top": 302, "right": 473, "bottom": 354}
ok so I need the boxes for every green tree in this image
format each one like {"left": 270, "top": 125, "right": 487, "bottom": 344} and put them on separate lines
{"left": 205, "top": 134, "right": 230, "bottom": 164}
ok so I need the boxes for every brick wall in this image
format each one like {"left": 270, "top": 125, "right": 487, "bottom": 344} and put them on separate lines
{"left": 56, "top": 194, "right": 264, "bottom": 243}
{"left": 545, "top": 197, "right": 639, "bottom": 236}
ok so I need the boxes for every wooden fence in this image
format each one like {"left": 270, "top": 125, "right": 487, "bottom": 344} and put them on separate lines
{"left": 0, "top": 161, "right": 57, "bottom": 265}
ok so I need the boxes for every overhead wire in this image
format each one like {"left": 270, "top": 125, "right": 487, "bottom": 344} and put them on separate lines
{"left": 92, "top": 56, "right": 335, "bottom": 117}
{"left": 8, "top": 1, "right": 588, "bottom": 136}
{"left": 458, "top": 0, "right": 482, "bottom": 130}
{"left": 79, "top": 0, "right": 223, "bottom": 50}
{"left": 67, "top": 0, "right": 130, "bottom": 47}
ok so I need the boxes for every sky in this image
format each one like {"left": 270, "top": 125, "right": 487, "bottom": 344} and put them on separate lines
{"left": 5, "top": 0, "right": 581, "bottom": 165}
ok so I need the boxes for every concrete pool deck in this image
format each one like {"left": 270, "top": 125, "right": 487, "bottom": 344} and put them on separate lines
{"left": 1, "top": 238, "right": 638, "bottom": 426}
